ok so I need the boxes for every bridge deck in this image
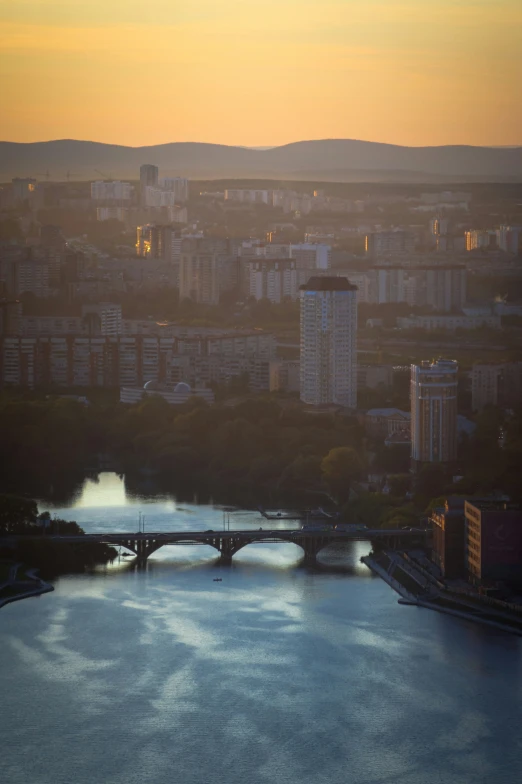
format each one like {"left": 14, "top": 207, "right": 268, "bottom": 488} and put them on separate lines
{"left": 6, "top": 528, "right": 426, "bottom": 544}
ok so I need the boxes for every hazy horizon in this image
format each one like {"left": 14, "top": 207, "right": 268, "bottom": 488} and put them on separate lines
{"left": 1, "top": 1, "right": 521, "bottom": 148}
{"left": 2, "top": 137, "right": 522, "bottom": 150}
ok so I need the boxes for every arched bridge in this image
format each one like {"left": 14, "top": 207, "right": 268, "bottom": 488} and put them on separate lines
{"left": 38, "top": 528, "right": 428, "bottom": 564}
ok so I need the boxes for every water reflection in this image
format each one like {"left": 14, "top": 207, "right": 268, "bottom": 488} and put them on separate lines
{"left": 2, "top": 472, "right": 516, "bottom": 784}
{"left": 39, "top": 473, "right": 373, "bottom": 573}
{"left": 1, "top": 556, "right": 522, "bottom": 782}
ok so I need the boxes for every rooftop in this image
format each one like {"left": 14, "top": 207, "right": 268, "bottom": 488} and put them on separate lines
{"left": 300, "top": 276, "right": 357, "bottom": 292}
{"left": 466, "top": 500, "right": 520, "bottom": 513}
{"left": 366, "top": 408, "right": 410, "bottom": 418}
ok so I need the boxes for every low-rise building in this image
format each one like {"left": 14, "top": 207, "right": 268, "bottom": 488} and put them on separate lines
{"left": 120, "top": 380, "right": 214, "bottom": 406}
{"left": 96, "top": 207, "right": 128, "bottom": 222}
{"left": 397, "top": 314, "right": 501, "bottom": 331}
{"left": 362, "top": 408, "right": 410, "bottom": 439}
{"left": 224, "top": 189, "right": 270, "bottom": 204}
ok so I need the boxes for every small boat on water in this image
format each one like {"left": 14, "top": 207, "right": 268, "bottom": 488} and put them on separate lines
{"left": 213, "top": 578, "right": 222, "bottom": 582}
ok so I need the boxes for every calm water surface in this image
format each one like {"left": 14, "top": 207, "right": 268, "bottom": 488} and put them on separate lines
{"left": 1, "top": 473, "right": 522, "bottom": 784}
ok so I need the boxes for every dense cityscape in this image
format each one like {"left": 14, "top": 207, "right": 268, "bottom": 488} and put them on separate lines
{"left": 1, "top": 163, "right": 521, "bottom": 620}
{"left": 1, "top": 0, "right": 522, "bottom": 779}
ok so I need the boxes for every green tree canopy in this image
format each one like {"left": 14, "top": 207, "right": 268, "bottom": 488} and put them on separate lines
{"left": 0, "top": 494, "right": 38, "bottom": 534}
{"left": 321, "top": 446, "right": 362, "bottom": 503}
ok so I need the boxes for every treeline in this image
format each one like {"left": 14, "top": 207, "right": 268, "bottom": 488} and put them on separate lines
{"left": 0, "top": 393, "right": 520, "bottom": 518}
{"left": 0, "top": 494, "right": 117, "bottom": 577}
{"left": 0, "top": 394, "right": 364, "bottom": 505}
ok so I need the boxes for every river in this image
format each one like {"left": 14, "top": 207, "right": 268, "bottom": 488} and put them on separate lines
{"left": 1, "top": 473, "right": 522, "bottom": 784}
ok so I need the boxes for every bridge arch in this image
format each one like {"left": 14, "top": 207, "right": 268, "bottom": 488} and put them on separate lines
{"left": 145, "top": 538, "right": 222, "bottom": 559}
{"left": 225, "top": 535, "right": 315, "bottom": 563}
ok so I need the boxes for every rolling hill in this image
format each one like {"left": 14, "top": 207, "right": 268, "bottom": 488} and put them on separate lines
{"left": 1, "top": 138, "right": 521, "bottom": 182}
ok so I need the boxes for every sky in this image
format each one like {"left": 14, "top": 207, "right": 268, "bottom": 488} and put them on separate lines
{"left": 1, "top": 0, "right": 521, "bottom": 148}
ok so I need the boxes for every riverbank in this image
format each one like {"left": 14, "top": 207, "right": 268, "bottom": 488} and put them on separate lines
{"left": 0, "top": 562, "right": 54, "bottom": 609}
{"left": 362, "top": 551, "right": 522, "bottom": 637}
{"left": 1, "top": 536, "right": 119, "bottom": 579}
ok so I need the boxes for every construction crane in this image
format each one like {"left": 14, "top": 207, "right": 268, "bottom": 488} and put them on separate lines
{"left": 66, "top": 171, "right": 78, "bottom": 182}
{"left": 36, "top": 170, "right": 51, "bottom": 181}
{"left": 94, "top": 169, "right": 113, "bottom": 181}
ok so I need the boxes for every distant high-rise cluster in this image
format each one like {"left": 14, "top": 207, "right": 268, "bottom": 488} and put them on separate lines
{"left": 139, "top": 164, "right": 189, "bottom": 208}
{"left": 86, "top": 165, "right": 189, "bottom": 226}
{"left": 462, "top": 225, "right": 521, "bottom": 253}
{"left": 91, "top": 181, "right": 132, "bottom": 201}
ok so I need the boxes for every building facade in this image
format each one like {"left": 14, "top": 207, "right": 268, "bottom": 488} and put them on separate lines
{"left": 465, "top": 230, "right": 496, "bottom": 251}
{"left": 179, "top": 253, "right": 220, "bottom": 305}
{"left": 290, "top": 243, "right": 331, "bottom": 270}
{"left": 90, "top": 181, "right": 132, "bottom": 201}
{"left": 96, "top": 207, "right": 128, "bottom": 222}
{"left": 465, "top": 501, "right": 522, "bottom": 585}
{"left": 431, "top": 497, "right": 467, "bottom": 578}
{"left": 365, "top": 231, "right": 416, "bottom": 258}
{"left": 471, "top": 362, "right": 522, "bottom": 411}
{"left": 411, "top": 359, "right": 458, "bottom": 464}
{"left": 496, "top": 226, "right": 521, "bottom": 254}
{"left": 159, "top": 177, "right": 189, "bottom": 202}
{"left": 471, "top": 364, "right": 502, "bottom": 410}
{"left": 397, "top": 314, "right": 501, "bottom": 331}
{"left": 249, "top": 259, "right": 298, "bottom": 303}
{"left": 224, "top": 189, "right": 270, "bottom": 204}
{"left": 299, "top": 277, "right": 357, "bottom": 407}
{"left": 370, "top": 265, "right": 466, "bottom": 310}
{"left": 0, "top": 331, "right": 275, "bottom": 390}
{"left": 269, "top": 360, "right": 300, "bottom": 393}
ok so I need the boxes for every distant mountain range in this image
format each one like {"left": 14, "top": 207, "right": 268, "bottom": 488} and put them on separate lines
{"left": 1, "top": 138, "right": 521, "bottom": 182}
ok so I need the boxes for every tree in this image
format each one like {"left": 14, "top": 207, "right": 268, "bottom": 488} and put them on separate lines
{"left": 414, "top": 464, "right": 450, "bottom": 505}
{"left": 321, "top": 447, "right": 362, "bottom": 503}
{"left": 344, "top": 493, "right": 393, "bottom": 526}
{"left": 279, "top": 454, "right": 322, "bottom": 493}
{"left": 0, "top": 495, "right": 38, "bottom": 534}
{"left": 388, "top": 474, "right": 411, "bottom": 498}
{"left": 380, "top": 505, "right": 418, "bottom": 530}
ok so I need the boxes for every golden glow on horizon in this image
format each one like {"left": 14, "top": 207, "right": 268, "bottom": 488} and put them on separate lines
{"left": 1, "top": 0, "right": 521, "bottom": 147}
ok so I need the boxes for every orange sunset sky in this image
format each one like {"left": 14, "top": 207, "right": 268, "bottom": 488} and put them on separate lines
{"left": 1, "top": 0, "right": 521, "bottom": 147}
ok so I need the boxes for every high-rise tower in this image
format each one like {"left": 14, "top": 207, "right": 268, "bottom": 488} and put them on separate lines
{"left": 299, "top": 276, "right": 357, "bottom": 407}
{"left": 411, "top": 358, "right": 458, "bottom": 464}
{"left": 139, "top": 164, "right": 159, "bottom": 205}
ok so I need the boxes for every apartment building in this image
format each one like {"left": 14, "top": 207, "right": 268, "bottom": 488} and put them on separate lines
{"left": 411, "top": 359, "right": 458, "bottom": 464}
{"left": 179, "top": 252, "right": 220, "bottom": 305}
{"left": 90, "top": 181, "right": 132, "bottom": 201}
{"left": 465, "top": 501, "right": 522, "bottom": 585}
{"left": 249, "top": 259, "right": 298, "bottom": 303}
{"left": 300, "top": 276, "right": 357, "bottom": 407}
{"left": 365, "top": 231, "right": 416, "bottom": 258}
{"left": 0, "top": 328, "right": 276, "bottom": 390}
{"left": 471, "top": 362, "right": 522, "bottom": 411}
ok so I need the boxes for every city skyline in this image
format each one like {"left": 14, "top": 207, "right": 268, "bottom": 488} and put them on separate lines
{"left": 1, "top": 1, "right": 521, "bottom": 147}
